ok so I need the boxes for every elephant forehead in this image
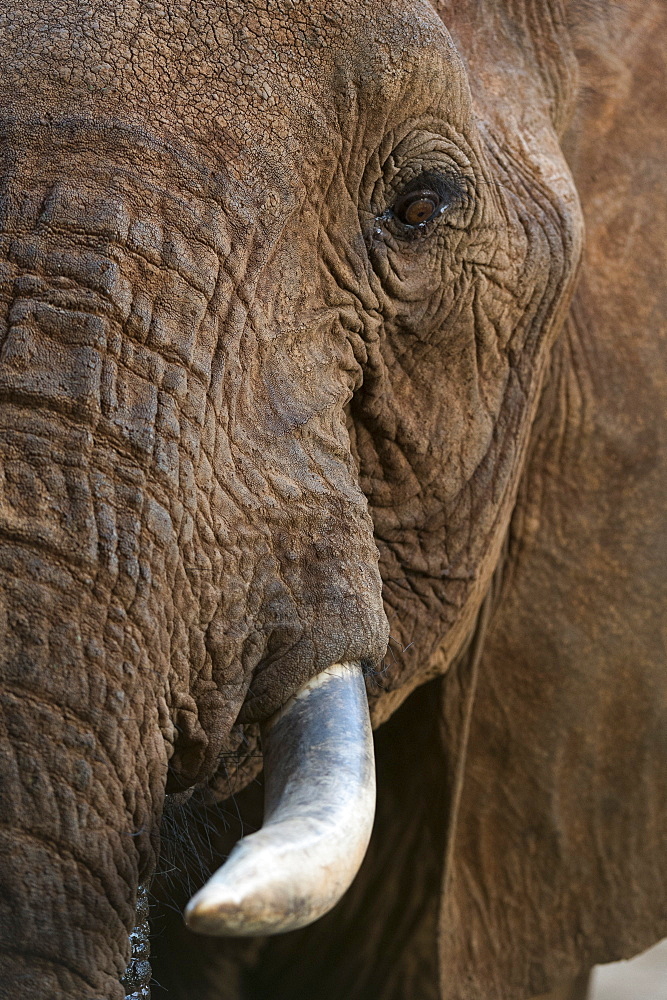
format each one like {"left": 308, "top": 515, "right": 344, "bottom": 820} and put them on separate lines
{"left": 0, "top": 0, "right": 466, "bottom": 164}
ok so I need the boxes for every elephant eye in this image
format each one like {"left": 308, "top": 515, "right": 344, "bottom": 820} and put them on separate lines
{"left": 392, "top": 188, "right": 446, "bottom": 227}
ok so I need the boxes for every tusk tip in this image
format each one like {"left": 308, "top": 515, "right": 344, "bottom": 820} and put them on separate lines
{"left": 184, "top": 892, "right": 245, "bottom": 936}
{"left": 184, "top": 885, "right": 299, "bottom": 937}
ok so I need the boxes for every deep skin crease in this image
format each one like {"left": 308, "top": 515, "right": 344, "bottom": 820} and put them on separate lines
{"left": 0, "top": 1, "right": 665, "bottom": 999}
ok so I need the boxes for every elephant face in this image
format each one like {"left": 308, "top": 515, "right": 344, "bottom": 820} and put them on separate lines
{"left": 0, "top": 0, "right": 583, "bottom": 995}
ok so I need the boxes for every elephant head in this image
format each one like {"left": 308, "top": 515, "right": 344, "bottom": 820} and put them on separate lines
{"left": 0, "top": 0, "right": 583, "bottom": 996}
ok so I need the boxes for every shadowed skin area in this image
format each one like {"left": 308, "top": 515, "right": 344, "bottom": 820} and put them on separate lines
{"left": 0, "top": 0, "right": 664, "bottom": 998}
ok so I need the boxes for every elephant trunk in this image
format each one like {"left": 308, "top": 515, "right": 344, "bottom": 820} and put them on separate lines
{"left": 0, "top": 127, "right": 389, "bottom": 989}
{"left": 0, "top": 622, "right": 154, "bottom": 998}
{"left": 0, "top": 402, "right": 167, "bottom": 996}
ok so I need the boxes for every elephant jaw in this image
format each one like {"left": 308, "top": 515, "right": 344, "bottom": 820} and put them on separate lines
{"left": 184, "top": 662, "right": 376, "bottom": 936}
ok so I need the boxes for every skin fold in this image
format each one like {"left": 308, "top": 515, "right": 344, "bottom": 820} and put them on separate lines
{"left": 0, "top": 1, "right": 663, "bottom": 998}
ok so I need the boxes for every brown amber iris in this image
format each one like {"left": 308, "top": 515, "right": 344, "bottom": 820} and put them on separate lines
{"left": 393, "top": 189, "right": 442, "bottom": 226}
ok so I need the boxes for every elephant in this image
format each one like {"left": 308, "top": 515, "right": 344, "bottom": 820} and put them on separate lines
{"left": 0, "top": 0, "right": 664, "bottom": 998}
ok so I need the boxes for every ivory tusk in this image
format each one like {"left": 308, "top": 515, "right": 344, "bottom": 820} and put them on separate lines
{"left": 184, "top": 661, "right": 376, "bottom": 937}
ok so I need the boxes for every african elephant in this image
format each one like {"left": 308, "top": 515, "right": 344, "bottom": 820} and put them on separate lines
{"left": 0, "top": 0, "right": 664, "bottom": 998}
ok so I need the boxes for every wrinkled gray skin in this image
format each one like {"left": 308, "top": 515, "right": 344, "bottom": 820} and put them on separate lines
{"left": 0, "top": 0, "right": 637, "bottom": 997}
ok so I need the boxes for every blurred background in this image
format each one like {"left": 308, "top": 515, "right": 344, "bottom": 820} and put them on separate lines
{"left": 590, "top": 938, "right": 667, "bottom": 999}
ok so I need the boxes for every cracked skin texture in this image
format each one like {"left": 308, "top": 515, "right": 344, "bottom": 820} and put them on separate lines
{"left": 0, "top": 0, "right": 663, "bottom": 998}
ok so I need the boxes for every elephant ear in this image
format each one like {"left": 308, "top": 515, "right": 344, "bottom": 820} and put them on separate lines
{"left": 436, "top": 2, "right": 667, "bottom": 997}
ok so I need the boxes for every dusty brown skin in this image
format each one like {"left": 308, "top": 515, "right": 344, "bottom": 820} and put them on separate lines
{"left": 0, "top": 0, "right": 664, "bottom": 998}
